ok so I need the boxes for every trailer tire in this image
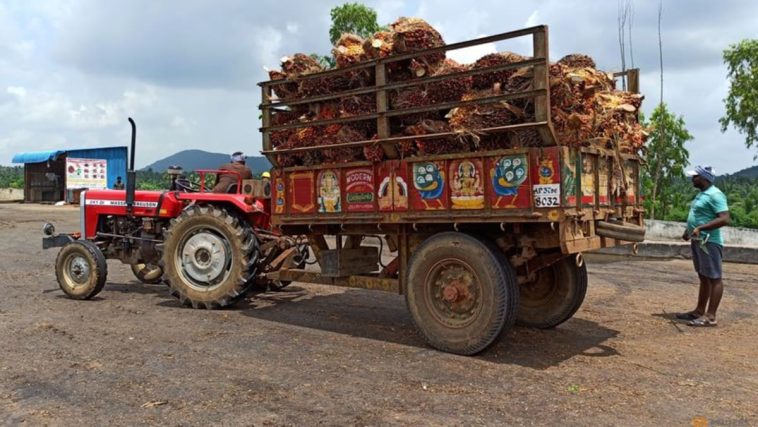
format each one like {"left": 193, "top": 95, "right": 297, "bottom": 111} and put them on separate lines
{"left": 405, "top": 232, "right": 518, "bottom": 355}
{"left": 517, "top": 256, "right": 587, "bottom": 329}
{"left": 162, "top": 205, "right": 258, "bottom": 309}
{"left": 130, "top": 263, "right": 164, "bottom": 284}
{"left": 55, "top": 240, "right": 108, "bottom": 300}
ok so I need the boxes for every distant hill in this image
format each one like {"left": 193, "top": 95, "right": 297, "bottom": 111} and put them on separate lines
{"left": 142, "top": 150, "right": 271, "bottom": 174}
{"left": 731, "top": 165, "right": 758, "bottom": 179}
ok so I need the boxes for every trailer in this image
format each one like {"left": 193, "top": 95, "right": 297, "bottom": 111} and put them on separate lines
{"left": 258, "top": 25, "right": 645, "bottom": 355}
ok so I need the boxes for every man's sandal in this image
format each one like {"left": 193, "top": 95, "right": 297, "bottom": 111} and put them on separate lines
{"left": 675, "top": 311, "right": 701, "bottom": 321}
{"left": 687, "top": 317, "right": 717, "bottom": 327}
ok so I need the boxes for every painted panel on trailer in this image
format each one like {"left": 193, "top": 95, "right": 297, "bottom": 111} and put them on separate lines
{"left": 410, "top": 160, "right": 447, "bottom": 211}
{"left": 288, "top": 171, "right": 315, "bottom": 214}
{"left": 625, "top": 161, "right": 638, "bottom": 205}
{"left": 449, "top": 158, "right": 485, "bottom": 210}
{"left": 488, "top": 153, "right": 530, "bottom": 209}
{"left": 581, "top": 153, "right": 597, "bottom": 205}
{"left": 317, "top": 169, "right": 341, "bottom": 213}
{"left": 561, "top": 147, "right": 578, "bottom": 207}
{"left": 598, "top": 156, "right": 610, "bottom": 205}
{"left": 377, "top": 161, "right": 409, "bottom": 212}
{"left": 273, "top": 170, "right": 286, "bottom": 215}
{"left": 344, "top": 167, "right": 375, "bottom": 212}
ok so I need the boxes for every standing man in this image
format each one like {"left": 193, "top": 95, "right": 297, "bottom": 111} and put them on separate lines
{"left": 677, "top": 165, "right": 730, "bottom": 327}
{"left": 113, "top": 176, "right": 125, "bottom": 190}
{"left": 212, "top": 152, "right": 253, "bottom": 193}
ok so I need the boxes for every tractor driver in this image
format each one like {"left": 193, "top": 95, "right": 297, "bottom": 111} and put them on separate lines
{"left": 212, "top": 151, "right": 253, "bottom": 193}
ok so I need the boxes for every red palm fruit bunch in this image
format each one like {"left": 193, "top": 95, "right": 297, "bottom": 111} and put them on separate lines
{"left": 329, "top": 33, "right": 373, "bottom": 91}
{"left": 426, "top": 59, "right": 472, "bottom": 104}
{"left": 404, "top": 119, "right": 464, "bottom": 156}
{"left": 321, "top": 125, "right": 367, "bottom": 163}
{"left": 557, "top": 53, "right": 596, "bottom": 69}
{"left": 276, "top": 126, "right": 320, "bottom": 167}
{"left": 390, "top": 17, "right": 446, "bottom": 77}
{"left": 268, "top": 54, "right": 325, "bottom": 100}
{"left": 471, "top": 52, "right": 526, "bottom": 90}
{"left": 270, "top": 108, "right": 306, "bottom": 149}
{"left": 390, "top": 86, "right": 440, "bottom": 126}
{"left": 363, "top": 134, "right": 385, "bottom": 162}
{"left": 448, "top": 84, "right": 527, "bottom": 131}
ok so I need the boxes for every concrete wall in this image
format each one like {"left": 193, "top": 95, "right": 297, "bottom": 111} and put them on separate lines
{"left": 0, "top": 188, "right": 23, "bottom": 202}
{"left": 644, "top": 220, "right": 758, "bottom": 246}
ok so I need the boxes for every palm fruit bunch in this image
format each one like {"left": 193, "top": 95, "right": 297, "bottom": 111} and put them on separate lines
{"left": 427, "top": 59, "right": 472, "bottom": 103}
{"left": 471, "top": 52, "right": 526, "bottom": 89}
{"left": 390, "top": 17, "right": 446, "bottom": 77}
{"left": 404, "top": 120, "right": 465, "bottom": 156}
{"left": 267, "top": 18, "right": 648, "bottom": 165}
{"left": 389, "top": 59, "right": 470, "bottom": 127}
{"left": 320, "top": 125, "right": 366, "bottom": 163}
{"left": 268, "top": 54, "right": 324, "bottom": 100}
{"left": 330, "top": 33, "right": 373, "bottom": 89}
{"left": 363, "top": 135, "right": 385, "bottom": 162}
{"left": 448, "top": 85, "right": 527, "bottom": 131}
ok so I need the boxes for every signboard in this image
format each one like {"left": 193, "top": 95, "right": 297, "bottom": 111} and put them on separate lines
{"left": 66, "top": 158, "right": 107, "bottom": 189}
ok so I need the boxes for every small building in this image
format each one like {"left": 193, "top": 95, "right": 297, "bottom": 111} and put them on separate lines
{"left": 11, "top": 146, "right": 128, "bottom": 203}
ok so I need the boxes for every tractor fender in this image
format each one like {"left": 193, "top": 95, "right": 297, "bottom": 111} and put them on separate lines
{"left": 174, "top": 193, "right": 263, "bottom": 214}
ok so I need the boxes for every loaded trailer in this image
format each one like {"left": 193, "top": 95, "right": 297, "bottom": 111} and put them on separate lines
{"left": 259, "top": 25, "right": 645, "bottom": 354}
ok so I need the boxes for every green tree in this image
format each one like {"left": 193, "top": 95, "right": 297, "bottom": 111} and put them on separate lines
{"left": 720, "top": 39, "right": 758, "bottom": 156}
{"left": 642, "top": 103, "right": 693, "bottom": 220}
{"left": 328, "top": 2, "right": 383, "bottom": 45}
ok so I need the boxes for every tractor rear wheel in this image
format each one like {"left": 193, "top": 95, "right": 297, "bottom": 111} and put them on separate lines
{"left": 405, "top": 232, "right": 519, "bottom": 355}
{"left": 161, "top": 205, "right": 258, "bottom": 309}
{"left": 55, "top": 240, "right": 108, "bottom": 300}
{"left": 130, "top": 263, "right": 163, "bottom": 284}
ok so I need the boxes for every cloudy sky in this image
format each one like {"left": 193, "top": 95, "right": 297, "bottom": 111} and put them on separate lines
{"left": 1, "top": 0, "right": 755, "bottom": 173}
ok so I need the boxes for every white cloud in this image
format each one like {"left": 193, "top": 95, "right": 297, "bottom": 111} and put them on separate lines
{"left": 1, "top": 0, "right": 757, "bottom": 174}
{"left": 447, "top": 41, "right": 497, "bottom": 64}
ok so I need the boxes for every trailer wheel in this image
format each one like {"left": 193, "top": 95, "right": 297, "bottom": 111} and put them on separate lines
{"left": 405, "top": 232, "right": 518, "bottom": 355}
{"left": 130, "top": 263, "right": 163, "bottom": 284}
{"left": 517, "top": 256, "right": 587, "bottom": 329}
{"left": 55, "top": 240, "right": 108, "bottom": 300}
{"left": 162, "top": 205, "right": 259, "bottom": 309}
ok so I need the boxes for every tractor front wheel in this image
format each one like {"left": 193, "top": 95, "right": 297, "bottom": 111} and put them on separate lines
{"left": 161, "top": 205, "right": 258, "bottom": 309}
{"left": 55, "top": 240, "right": 108, "bottom": 300}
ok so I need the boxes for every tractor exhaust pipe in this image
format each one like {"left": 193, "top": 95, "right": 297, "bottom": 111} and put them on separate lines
{"left": 126, "top": 117, "right": 137, "bottom": 217}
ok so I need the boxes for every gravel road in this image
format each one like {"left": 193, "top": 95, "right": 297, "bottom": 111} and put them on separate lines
{"left": 0, "top": 203, "right": 755, "bottom": 426}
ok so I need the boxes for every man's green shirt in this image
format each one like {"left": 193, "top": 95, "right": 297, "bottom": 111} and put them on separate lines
{"left": 686, "top": 185, "right": 729, "bottom": 246}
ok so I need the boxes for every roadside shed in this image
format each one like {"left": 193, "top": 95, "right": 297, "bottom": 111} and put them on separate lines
{"left": 11, "top": 146, "right": 128, "bottom": 203}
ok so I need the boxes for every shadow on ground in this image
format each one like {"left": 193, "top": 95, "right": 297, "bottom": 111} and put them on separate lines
{"left": 97, "top": 279, "right": 622, "bottom": 369}
{"left": 236, "top": 285, "right": 621, "bottom": 369}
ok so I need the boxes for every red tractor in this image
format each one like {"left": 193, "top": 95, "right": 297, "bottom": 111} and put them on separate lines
{"left": 43, "top": 118, "right": 305, "bottom": 308}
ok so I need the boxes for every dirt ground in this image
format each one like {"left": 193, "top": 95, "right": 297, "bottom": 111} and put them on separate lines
{"left": 0, "top": 203, "right": 755, "bottom": 426}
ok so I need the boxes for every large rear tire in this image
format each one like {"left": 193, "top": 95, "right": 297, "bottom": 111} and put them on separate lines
{"left": 55, "top": 240, "right": 108, "bottom": 300}
{"left": 161, "top": 205, "right": 258, "bottom": 309}
{"left": 405, "top": 232, "right": 519, "bottom": 355}
{"left": 517, "top": 256, "right": 587, "bottom": 329}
